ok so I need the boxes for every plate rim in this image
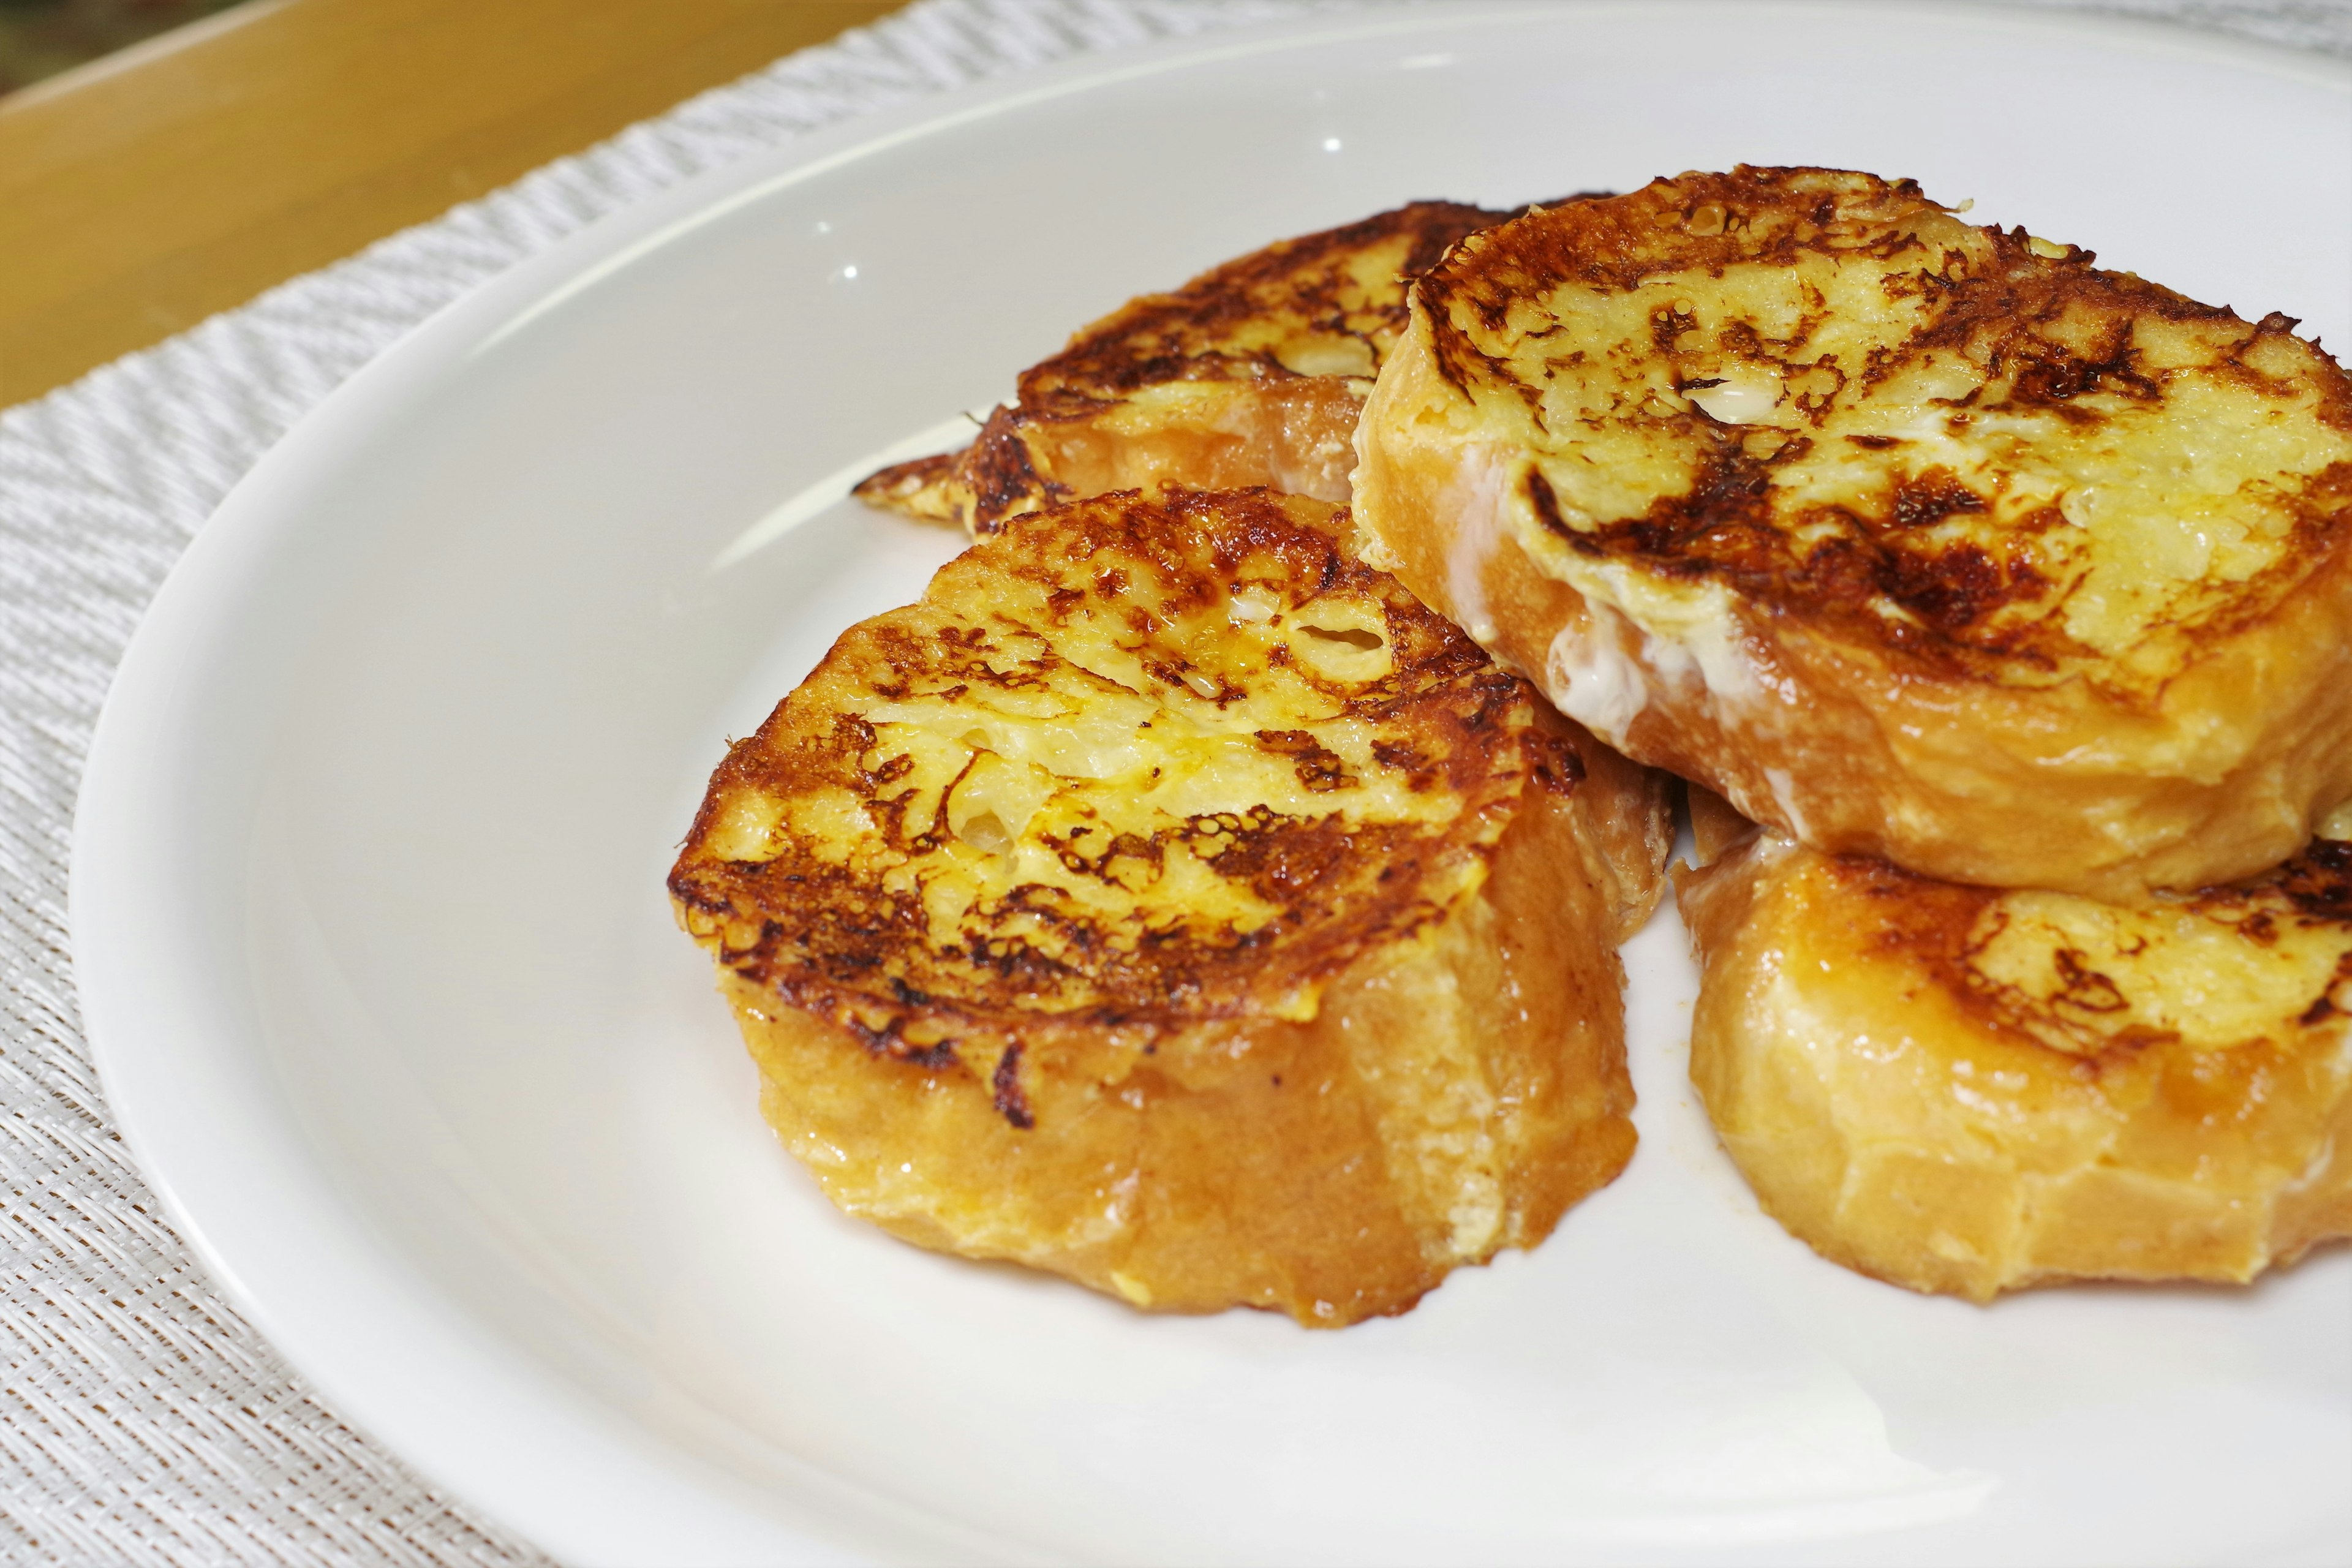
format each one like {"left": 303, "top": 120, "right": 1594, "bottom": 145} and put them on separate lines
{"left": 68, "top": 4, "right": 2352, "bottom": 1563}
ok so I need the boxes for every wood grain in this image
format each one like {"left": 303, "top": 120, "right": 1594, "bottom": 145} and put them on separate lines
{"left": 0, "top": 0, "right": 903, "bottom": 407}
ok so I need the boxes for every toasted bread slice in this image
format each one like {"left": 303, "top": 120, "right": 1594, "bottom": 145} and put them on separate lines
{"left": 1676, "top": 826, "right": 2352, "bottom": 1301}
{"left": 856, "top": 200, "right": 1532, "bottom": 535}
{"left": 1355, "top": 166, "right": 2352, "bottom": 902}
{"left": 671, "top": 487, "right": 1672, "bottom": 1325}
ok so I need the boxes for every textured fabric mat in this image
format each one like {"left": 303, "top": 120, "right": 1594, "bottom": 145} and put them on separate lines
{"left": 3, "top": 1, "right": 2346, "bottom": 1562}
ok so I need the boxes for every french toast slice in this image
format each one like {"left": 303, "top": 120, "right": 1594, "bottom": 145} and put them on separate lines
{"left": 856, "top": 200, "right": 1534, "bottom": 535}
{"left": 1676, "top": 823, "right": 2352, "bottom": 1302}
{"left": 1354, "top": 165, "right": 2352, "bottom": 902}
{"left": 671, "top": 487, "right": 1672, "bottom": 1325}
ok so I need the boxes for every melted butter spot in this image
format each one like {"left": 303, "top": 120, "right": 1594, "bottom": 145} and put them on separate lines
{"left": 1227, "top": 586, "right": 1280, "bottom": 624}
{"left": 1686, "top": 363, "right": 1782, "bottom": 424}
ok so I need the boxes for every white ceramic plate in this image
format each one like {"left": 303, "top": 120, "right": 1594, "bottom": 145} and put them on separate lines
{"left": 74, "top": 4, "right": 2352, "bottom": 1564}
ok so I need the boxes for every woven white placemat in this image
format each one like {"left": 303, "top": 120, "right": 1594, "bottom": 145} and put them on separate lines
{"left": 2, "top": 1, "right": 2346, "bottom": 1562}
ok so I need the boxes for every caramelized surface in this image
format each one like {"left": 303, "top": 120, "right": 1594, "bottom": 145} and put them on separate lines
{"left": 857, "top": 200, "right": 1536, "bottom": 534}
{"left": 1355, "top": 166, "right": 2352, "bottom": 899}
{"left": 1420, "top": 167, "right": 2352, "bottom": 688}
{"left": 684, "top": 488, "right": 1554, "bottom": 1027}
{"left": 1678, "top": 831, "right": 2352, "bottom": 1300}
{"left": 673, "top": 488, "right": 1671, "bottom": 1322}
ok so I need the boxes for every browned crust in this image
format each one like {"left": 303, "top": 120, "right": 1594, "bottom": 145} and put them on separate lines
{"left": 671, "top": 488, "right": 1548, "bottom": 1041}
{"left": 1370, "top": 421, "right": 2352, "bottom": 895}
{"left": 1676, "top": 835, "right": 2352, "bottom": 1299}
{"left": 672, "top": 486, "right": 1668, "bottom": 1324}
{"left": 722, "top": 769, "right": 1639, "bottom": 1326}
{"left": 856, "top": 198, "right": 1565, "bottom": 533}
{"left": 1357, "top": 167, "right": 2352, "bottom": 899}
{"left": 1443, "top": 167, "right": 2352, "bottom": 684}
{"left": 1017, "top": 198, "right": 1533, "bottom": 411}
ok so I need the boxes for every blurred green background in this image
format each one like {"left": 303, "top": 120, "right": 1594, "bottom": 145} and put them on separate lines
{"left": 1, "top": 0, "right": 250, "bottom": 94}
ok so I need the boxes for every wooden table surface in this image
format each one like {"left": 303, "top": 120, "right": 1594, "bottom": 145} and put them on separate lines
{"left": 0, "top": 0, "right": 905, "bottom": 409}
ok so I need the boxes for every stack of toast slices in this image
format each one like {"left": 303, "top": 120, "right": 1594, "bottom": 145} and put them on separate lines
{"left": 673, "top": 165, "right": 2352, "bottom": 1322}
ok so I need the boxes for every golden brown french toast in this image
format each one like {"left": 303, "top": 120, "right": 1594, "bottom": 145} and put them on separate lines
{"left": 1676, "top": 826, "right": 2352, "bottom": 1302}
{"left": 1355, "top": 165, "right": 2352, "bottom": 902}
{"left": 856, "top": 200, "right": 1536, "bottom": 535}
{"left": 671, "top": 487, "right": 1672, "bottom": 1325}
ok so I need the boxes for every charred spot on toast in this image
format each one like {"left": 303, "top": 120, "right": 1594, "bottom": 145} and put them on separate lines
{"left": 1418, "top": 166, "right": 2352, "bottom": 692}
{"left": 671, "top": 488, "right": 1571, "bottom": 1120}
{"left": 2275, "top": 835, "right": 2352, "bottom": 921}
